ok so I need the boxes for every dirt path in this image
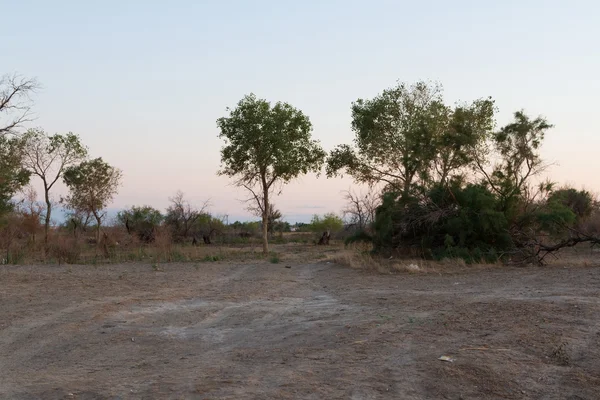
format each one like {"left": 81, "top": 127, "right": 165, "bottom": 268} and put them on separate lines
{"left": 1, "top": 261, "right": 599, "bottom": 399}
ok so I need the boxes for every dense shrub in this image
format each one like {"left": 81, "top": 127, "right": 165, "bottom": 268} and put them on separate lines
{"left": 117, "top": 205, "right": 163, "bottom": 243}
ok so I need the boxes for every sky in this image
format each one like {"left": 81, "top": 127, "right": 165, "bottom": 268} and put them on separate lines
{"left": 2, "top": 0, "right": 599, "bottom": 223}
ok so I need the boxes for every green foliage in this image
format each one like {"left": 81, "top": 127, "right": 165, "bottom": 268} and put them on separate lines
{"left": 327, "top": 81, "right": 495, "bottom": 195}
{"left": 231, "top": 220, "right": 261, "bottom": 236}
{"left": 547, "top": 188, "right": 593, "bottom": 220}
{"left": 217, "top": 94, "right": 326, "bottom": 186}
{"left": 481, "top": 111, "right": 553, "bottom": 215}
{"left": 372, "top": 182, "right": 514, "bottom": 262}
{"left": 117, "top": 205, "right": 163, "bottom": 242}
{"left": 21, "top": 128, "right": 88, "bottom": 241}
{"left": 344, "top": 230, "right": 373, "bottom": 246}
{"left": 309, "top": 213, "right": 344, "bottom": 233}
{"left": 217, "top": 94, "right": 326, "bottom": 253}
{"left": 269, "top": 253, "right": 280, "bottom": 263}
{"left": 532, "top": 200, "right": 576, "bottom": 236}
{"left": 327, "top": 80, "right": 568, "bottom": 263}
{"left": 0, "top": 136, "right": 30, "bottom": 218}
{"left": 63, "top": 157, "right": 122, "bottom": 238}
{"left": 118, "top": 205, "right": 163, "bottom": 227}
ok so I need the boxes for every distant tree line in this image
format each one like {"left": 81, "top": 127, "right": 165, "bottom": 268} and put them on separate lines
{"left": 1, "top": 72, "right": 598, "bottom": 263}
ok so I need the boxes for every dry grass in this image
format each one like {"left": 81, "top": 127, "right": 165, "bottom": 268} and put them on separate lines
{"left": 543, "top": 244, "right": 600, "bottom": 268}
{"left": 327, "top": 243, "right": 509, "bottom": 274}
{"left": 2, "top": 223, "right": 597, "bottom": 270}
{"left": 0, "top": 228, "right": 343, "bottom": 265}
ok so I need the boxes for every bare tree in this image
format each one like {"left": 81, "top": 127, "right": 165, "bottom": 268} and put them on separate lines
{"left": 21, "top": 128, "right": 88, "bottom": 245}
{"left": 65, "top": 209, "right": 93, "bottom": 238}
{"left": 17, "top": 186, "right": 44, "bottom": 244}
{"left": 342, "top": 189, "right": 380, "bottom": 230}
{"left": 165, "top": 191, "right": 209, "bottom": 240}
{"left": 0, "top": 74, "right": 39, "bottom": 136}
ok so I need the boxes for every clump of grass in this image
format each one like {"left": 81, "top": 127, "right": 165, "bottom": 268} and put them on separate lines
{"left": 327, "top": 249, "right": 380, "bottom": 271}
{"left": 171, "top": 250, "right": 188, "bottom": 262}
{"left": 202, "top": 255, "right": 222, "bottom": 262}
{"left": 328, "top": 249, "right": 435, "bottom": 274}
{"left": 550, "top": 341, "right": 570, "bottom": 366}
{"left": 269, "top": 253, "right": 280, "bottom": 264}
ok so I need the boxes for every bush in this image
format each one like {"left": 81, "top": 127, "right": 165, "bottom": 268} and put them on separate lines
{"left": 372, "top": 183, "right": 514, "bottom": 261}
{"left": 48, "top": 236, "right": 81, "bottom": 264}
{"left": 202, "top": 255, "right": 223, "bottom": 262}
{"left": 117, "top": 205, "right": 163, "bottom": 243}
{"left": 308, "top": 213, "right": 344, "bottom": 234}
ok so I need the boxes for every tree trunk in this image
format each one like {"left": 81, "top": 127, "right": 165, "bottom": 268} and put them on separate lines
{"left": 261, "top": 176, "right": 269, "bottom": 254}
{"left": 43, "top": 184, "right": 51, "bottom": 247}
{"left": 93, "top": 212, "right": 102, "bottom": 243}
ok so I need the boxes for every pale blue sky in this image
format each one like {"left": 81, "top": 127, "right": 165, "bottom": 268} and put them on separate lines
{"left": 2, "top": 0, "right": 599, "bottom": 222}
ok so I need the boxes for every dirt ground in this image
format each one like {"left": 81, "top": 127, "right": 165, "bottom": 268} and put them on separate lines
{"left": 1, "top": 255, "right": 600, "bottom": 399}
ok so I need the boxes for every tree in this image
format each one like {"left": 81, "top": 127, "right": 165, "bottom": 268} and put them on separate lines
{"left": 309, "top": 213, "right": 344, "bottom": 234}
{"left": 64, "top": 209, "right": 93, "bottom": 238}
{"left": 164, "top": 191, "right": 209, "bottom": 241}
{"left": 475, "top": 111, "right": 552, "bottom": 216}
{"left": 217, "top": 94, "right": 326, "bottom": 253}
{"left": 62, "top": 158, "right": 122, "bottom": 241}
{"left": 21, "top": 128, "right": 88, "bottom": 244}
{"left": 327, "top": 81, "right": 494, "bottom": 197}
{"left": 547, "top": 188, "right": 594, "bottom": 221}
{"left": 17, "top": 186, "right": 43, "bottom": 244}
{"left": 117, "top": 205, "right": 164, "bottom": 243}
{"left": 0, "top": 136, "right": 30, "bottom": 218}
{"left": 342, "top": 189, "right": 380, "bottom": 231}
{"left": 0, "top": 74, "right": 39, "bottom": 136}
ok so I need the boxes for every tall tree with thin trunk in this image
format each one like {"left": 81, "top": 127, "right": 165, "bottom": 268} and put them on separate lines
{"left": 217, "top": 94, "right": 326, "bottom": 254}
{"left": 21, "top": 128, "right": 88, "bottom": 245}
{"left": 62, "top": 158, "right": 122, "bottom": 241}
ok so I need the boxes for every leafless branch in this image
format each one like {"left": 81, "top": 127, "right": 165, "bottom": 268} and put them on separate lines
{"left": 0, "top": 74, "right": 39, "bottom": 136}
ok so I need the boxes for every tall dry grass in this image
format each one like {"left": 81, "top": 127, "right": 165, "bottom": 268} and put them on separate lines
{"left": 326, "top": 243, "right": 505, "bottom": 274}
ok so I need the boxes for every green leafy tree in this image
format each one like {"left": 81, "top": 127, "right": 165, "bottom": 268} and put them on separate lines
{"left": 0, "top": 136, "right": 30, "bottom": 218}
{"left": 117, "top": 205, "right": 164, "bottom": 242}
{"left": 62, "top": 158, "right": 122, "bottom": 240}
{"left": 191, "top": 213, "right": 226, "bottom": 243}
{"left": 327, "top": 81, "right": 494, "bottom": 197}
{"left": 547, "top": 188, "right": 594, "bottom": 221}
{"left": 309, "top": 213, "right": 344, "bottom": 234}
{"left": 475, "top": 111, "right": 553, "bottom": 217}
{"left": 217, "top": 94, "right": 326, "bottom": 253}
{"left": 21, "top": 128, "right": 88, "bottom": 244}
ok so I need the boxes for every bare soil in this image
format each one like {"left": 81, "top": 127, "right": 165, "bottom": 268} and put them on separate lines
{"left": 1, "top": 258, "right": 599, "bottom": 399}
